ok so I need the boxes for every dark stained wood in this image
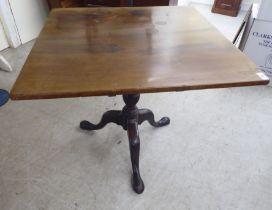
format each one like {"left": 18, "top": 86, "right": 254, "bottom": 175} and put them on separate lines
{"left": 47, "top": 0, "right": 177, "bottom": 8}
{"left": 11, "top": 6, "right": 269, "bottom": 100}
{"left": 47, "top": 0, "right": 84, "bottom": 9}
{"left": 80, "top": 100, "right": 169, "bottom": 131}
{"left": 60, "top": 0, "right": 84, "bottom": 7}
{"left": 83, "top": 0, "right": 126, "bottom": 7}
{"left": 212, "top": 0, "right": 242, "bottom": 17}
{"left": 123, "top": 94, "right": 144, "bottom": 194}
{"left": 80, "top": 93, "right": 169, "bottom": 194}
{"left": 133, "top": 0, "right": 173, "bottom": 6}
{"left": 47, "top": 0, "right": 62, "bottom": 9}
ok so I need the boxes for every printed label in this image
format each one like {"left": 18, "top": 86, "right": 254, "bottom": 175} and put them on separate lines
{"left": 257, "top": 72, "right": 270, "bottom": 80}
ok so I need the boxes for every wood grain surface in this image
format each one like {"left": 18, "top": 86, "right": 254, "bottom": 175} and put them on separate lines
{"left": 11, "top": 6, "right": 269, "bottom": 100}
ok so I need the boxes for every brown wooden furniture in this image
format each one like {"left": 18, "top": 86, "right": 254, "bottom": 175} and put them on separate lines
{"left": 11, "top": 6, "right": 269, "bottom": 194}
{"left": 133, "top": 0, "right": 178, "bottom": 6}
{"left": 84, "top": 0, "right": 178, "bottom": 6}
{"left": 83, "top": 0, "right": 127, "bottom": 7}
{"left": 47, "top": 0, "right": 82, "bottom": 9}
{"left": 47, "top": 0, "right": 177, "bottom": 9}
{"left": 212, "top": 0, "right": 242, "bottom": 17}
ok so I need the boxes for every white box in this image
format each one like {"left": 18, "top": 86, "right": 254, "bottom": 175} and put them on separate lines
{"left": 243, "top": 18, "right": 272, "bottom": 85}
{"left": 257, "top": 0, "right": 272, "bottom": 21}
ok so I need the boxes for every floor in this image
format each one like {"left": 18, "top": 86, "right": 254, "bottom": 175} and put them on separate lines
{"left": 1, "top": 4, "right": 272, "bottom": 210}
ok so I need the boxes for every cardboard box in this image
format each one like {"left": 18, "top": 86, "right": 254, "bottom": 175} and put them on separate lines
{"left": 238, "top": 4, "right": 272, "bottom": 85}
{"left": 243, "top": 18, "right": 272, "bottom": 85}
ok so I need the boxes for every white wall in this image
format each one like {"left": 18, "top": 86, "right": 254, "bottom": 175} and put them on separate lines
{"left": 243, "top": 0, "right": 261, "bottom": 4}
{"left": 0, "top": 21, "right": 9, "bottom": 51}
{"left": 181, "top": 0, "right": 262, "bottom": 10}
{"left": 257, "top": 0, "right": 272, "bottom": 21}
{"left": 8, "top": 0, "right": 49, "bottom": 44}
{"left": 189, "top": 0, "right": 213, "bottom": 4}
{"left": 188, "top": 0, "right": 261, "bottom": 4}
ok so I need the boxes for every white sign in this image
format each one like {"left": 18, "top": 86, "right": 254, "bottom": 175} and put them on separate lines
{"left": 244, "top": 19, "right": 272, "bottom": 84}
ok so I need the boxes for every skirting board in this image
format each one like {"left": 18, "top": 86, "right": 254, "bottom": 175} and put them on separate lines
{"left": 0, "top": 0, "right": 21, "bottom": 48}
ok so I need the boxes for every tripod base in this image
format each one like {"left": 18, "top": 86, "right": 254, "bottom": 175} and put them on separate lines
{"left": 80, "top": 94, "right": 170, "bottom": 194}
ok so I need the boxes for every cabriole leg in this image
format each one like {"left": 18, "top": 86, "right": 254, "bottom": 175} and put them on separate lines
{"left": 138, "top": 108, "right": 170, "bottom": 127}
{"left": 123, "top": 94, "right": 144, "bottom": 194}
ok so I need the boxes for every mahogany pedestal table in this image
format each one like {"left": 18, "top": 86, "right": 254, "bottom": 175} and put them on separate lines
{"left": 10, "top": 6, "right": 269, "bottom": 194}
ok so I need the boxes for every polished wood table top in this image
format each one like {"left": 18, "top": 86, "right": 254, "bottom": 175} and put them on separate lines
{"left": 11, "top": 6, "right": 269, "bottom": 100}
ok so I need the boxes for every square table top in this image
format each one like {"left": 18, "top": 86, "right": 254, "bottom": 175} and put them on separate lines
{"left": 11, "top": 6, "right": 269, "bottom": 100}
